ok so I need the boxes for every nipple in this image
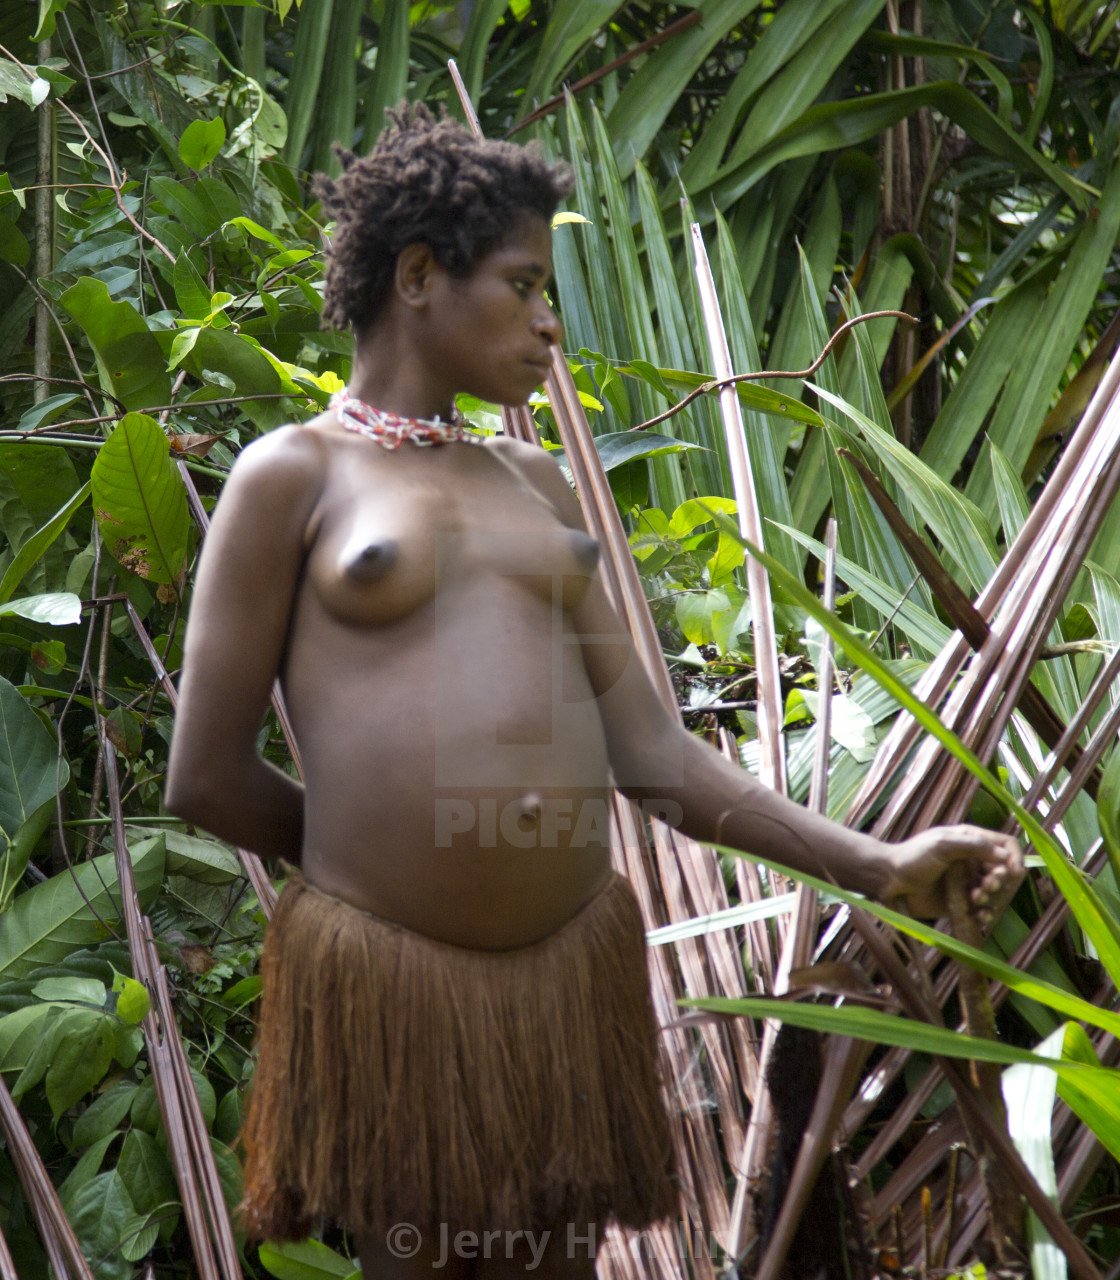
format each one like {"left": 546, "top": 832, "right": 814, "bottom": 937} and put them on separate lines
{"left": 344, "top": 538, "right": 398, "bottom": 582}
{"left": 571, "top": 533, "right": 600, "bottom": 573}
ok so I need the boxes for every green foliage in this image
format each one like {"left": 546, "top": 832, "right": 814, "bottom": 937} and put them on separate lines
{"left": 91, "top": 415, "right": 190, "bottom": 584}
{"left": 2, "top": 0, "right": 1120, "bottom": 1272}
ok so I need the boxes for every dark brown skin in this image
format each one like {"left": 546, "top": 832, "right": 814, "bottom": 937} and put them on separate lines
{"left": 165, "top": 214, "right": 1023, "bottom": 1276}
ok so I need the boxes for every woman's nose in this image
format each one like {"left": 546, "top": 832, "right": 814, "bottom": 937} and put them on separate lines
{"left": 533, "top": 302, "right": 563, "bottom": 348}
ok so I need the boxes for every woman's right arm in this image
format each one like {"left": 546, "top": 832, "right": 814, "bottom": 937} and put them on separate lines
{"left": 164, "top": 425, "right": 326, "bottom": 862}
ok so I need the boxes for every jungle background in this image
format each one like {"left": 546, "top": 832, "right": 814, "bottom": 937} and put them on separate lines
{"left": 3, "top": 0, "right": 1120, "bottom": 1276}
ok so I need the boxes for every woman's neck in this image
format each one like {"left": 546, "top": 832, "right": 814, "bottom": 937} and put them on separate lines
{"left": 348, "top": 333, "right": 455, "bottom": 422}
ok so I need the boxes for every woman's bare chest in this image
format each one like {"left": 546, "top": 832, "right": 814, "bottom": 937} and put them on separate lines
{"left": 301, "top": 442, "right": 598, "bottom": 627}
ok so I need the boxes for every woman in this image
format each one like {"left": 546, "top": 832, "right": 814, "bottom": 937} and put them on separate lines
{"left": 165, "top": 106, "right": 1022, "bottom": 1279}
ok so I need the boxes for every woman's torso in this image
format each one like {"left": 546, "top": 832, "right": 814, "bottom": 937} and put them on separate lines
{"left": 278, "top": 425, "right": 615, "bottom": 949}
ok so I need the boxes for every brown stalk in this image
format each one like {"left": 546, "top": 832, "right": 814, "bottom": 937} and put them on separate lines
{"left": 849, "top": 847, "right": 1110, "bottom": 1198}
{"left": 929, "top": 451, "right": 1120, "bottom": 831}
{"left": 98, "top": 677, "right": 242, "bottom": 1278}
{"left": 839, "top": 447, "right": 1098, "bottom": 795}
{"left": 945, "top": 865, "right": 1024, "bottom": 1262}
{"left": 0, "top": 1073, "right": 94, "bottom": 1278}
{"left": 847, "top": 344, "right": 1120, "bottom": 830}
{"left": 0, "top": 1221, "right": 16, "bottom": 1280}
{"left": 542, "top": 315, "right": 764, "bottom": 1260}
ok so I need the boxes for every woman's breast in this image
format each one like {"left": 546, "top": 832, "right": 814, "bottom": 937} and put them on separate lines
{"left": 304, "top": 478, "right": 600, "bottom": 628}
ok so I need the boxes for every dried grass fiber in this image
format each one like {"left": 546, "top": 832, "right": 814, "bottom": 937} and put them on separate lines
{"left": 239, "top": 871, "right": 677, "bottom": 1241}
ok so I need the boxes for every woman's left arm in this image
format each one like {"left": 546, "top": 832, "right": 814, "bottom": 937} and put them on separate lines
{"left": 505, "top": 440, "right": 1022, "bottom": 918}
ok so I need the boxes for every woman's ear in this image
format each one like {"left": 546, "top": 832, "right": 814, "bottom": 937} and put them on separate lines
{"left": 395, "top": 243, "right": 439, "bottom": 310}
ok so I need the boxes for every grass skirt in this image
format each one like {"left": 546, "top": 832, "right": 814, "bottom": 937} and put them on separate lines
{"left": 239, "top": 871, "right": 677, "bottom": 1240}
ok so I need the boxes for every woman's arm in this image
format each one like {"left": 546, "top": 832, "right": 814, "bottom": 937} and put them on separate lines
{"left": 164, "top": 426, "right": 327, "bottom": 862}
{"left": 506, "top": 441, "right": 1022, "bottom": 917}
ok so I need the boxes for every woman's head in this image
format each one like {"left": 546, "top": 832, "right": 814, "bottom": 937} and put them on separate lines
{"left": 316, "top": 103, "right": 573, "bottom": 335}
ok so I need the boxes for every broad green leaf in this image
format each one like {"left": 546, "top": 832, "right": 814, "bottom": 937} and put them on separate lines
{"left": 178, "top": 327, "right": 286, "bottom": 430}
{"left": 59, "top": 1131, "right": 118, "bottom": 1206}
{"left": 32, "top": 976, "right": 106, "bottom": 1005}
{"left": 111, "top": 969, "right": 151, "bottom": 1024}
{"left": 259, "top": 1237, "right": 361, "bottom": 1280}
{"left": 46, "top": 1010, "right": 118, "bottom": 1115}
{"left": 0, "top": 480, "right": 91, "bottom": 604}
{"left": 121, "top": 1209, "right": 162, "bottom": 1262}
{"left": 211, "top": 1137, "right": 243, "bottom": 1210}
{"left": 61, "top": 278, "right": 171, "bottom": 411}
{"left": 669, "top": 496, "right": 738, "bottom": 536}
{"left": 0, "top": 836, "right": 165, "bottom": 979}
{"left": 0, "top": 591, "right": 82, "bottom": 625}
{"left": 0, "top": 1003, "right": 56, "bottom": 1070}
{"left": 179, "top": 117, "right": 226, "bottom": 170}
{"left": 114, "top": 1022, "right": 142, "bottom": 1069}
{"left": 551, "top": 432, "right": 705, "bottom": 482}
{"left": 73, "top": 1080, "right": 139, "bottom": 1147}
{"left": 173, "top": 251, "right": 212, "bottom": 322}
{"left": 119, "top": 1130, "right": 177, "bottom": 1215}
{"left": 32, "top": 0, "right": 71, "bottom": 41}
{"left": 0, "top": 673, "right": 67, "bottom": 841}
{"left": 66, "top": 1171, "right": 136, "bottom": 1280}
{"left": 161, "top": 828, "right": 241, "bottom": 882}
{"left": 15, "top": 391, "right": 78, "bottom": 433}
{"left": 92, "top": 413, "right": 189, "bottom": 584}
{"left": 795, "top": 689, "right": 877, "bottom": 763}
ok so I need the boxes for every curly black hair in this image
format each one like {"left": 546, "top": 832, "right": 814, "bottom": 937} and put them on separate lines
{"left": 314, "top": 103, "right": 573, "bottom": 334}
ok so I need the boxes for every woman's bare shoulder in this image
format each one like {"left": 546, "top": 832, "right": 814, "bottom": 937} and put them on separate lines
{"left": 483, "top": 435, "right": 582, "bottom": 526}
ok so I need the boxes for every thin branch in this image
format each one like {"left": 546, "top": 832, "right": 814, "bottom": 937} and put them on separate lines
{"left": 30, "top": 390, "right": 316, "bottom": 433}
{"left": 0, "top": 41, "right": 176, "bottom": 264}
{"left": 629, "top": 312, "right": 918, "bottom": 433}
{"left": 5, "top": 279, "right": 102, "bottom": 417}
{"left": 0, "top": 373, "right": 124, "bottom": 413}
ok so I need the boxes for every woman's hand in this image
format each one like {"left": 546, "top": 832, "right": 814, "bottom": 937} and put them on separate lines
{"left": 879, "top": 825, "right": 1025, "bottom": 924}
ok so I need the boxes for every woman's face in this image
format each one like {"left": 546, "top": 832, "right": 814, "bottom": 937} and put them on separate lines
{"left": 423, "top": 214, "right": 563, "bottom": 407}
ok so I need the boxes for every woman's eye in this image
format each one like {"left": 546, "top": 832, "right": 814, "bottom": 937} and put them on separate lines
{"left": 512, "top": 279, "right": 533, "bottom": 297}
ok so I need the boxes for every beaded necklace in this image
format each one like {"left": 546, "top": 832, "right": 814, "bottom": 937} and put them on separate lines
{"left": 330, "top": 390, "right": 482, "bottom": 450}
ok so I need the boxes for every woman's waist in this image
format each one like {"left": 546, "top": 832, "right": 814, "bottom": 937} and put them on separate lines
{"left": 298, "top": 833, "right": 616, "bottom": 949}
